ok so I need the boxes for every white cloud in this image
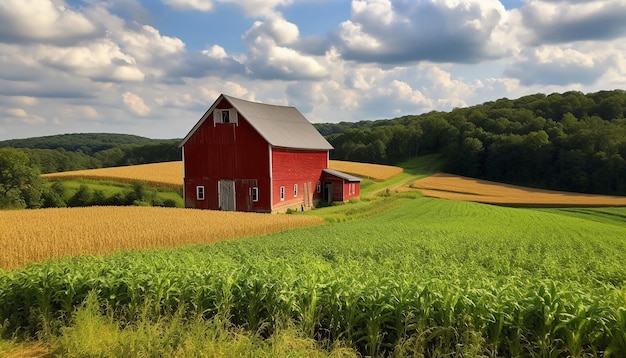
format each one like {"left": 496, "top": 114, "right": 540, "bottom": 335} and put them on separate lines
{"left": 11, "top": 96, "right": 39, "bottom": 106}
{"left": 220, "top": 0, "right": 293, "bottom": 17}
{"left": 0, "top": 0, "right": 98, "bottom": 45}
{"left": 335, "top": 0, "right": 509, "bottom": 64}
{"left": 8, "top": 108, "right": 28, "bottom": 117}
{"left": 202, "top": 45, "right": 228, "bottom": 60}
{"left": 37, "top": 40, "right": 145, "bottom": 82}
{"left": 5, "top": 107, "right": 46, "bottom": 125}
{"left": 122, "top": 92, "right": 151, "bottom": 116}
{"left": 162, "top": 0, "right": 214, "bottom": 11}
{"left": 242, "top": 15, "right": 328, "bottom": 80}
{"left": 519, "top": 0, "right": 626, "bottom": 45}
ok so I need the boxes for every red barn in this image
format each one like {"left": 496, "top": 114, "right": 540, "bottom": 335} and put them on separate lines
{"left": 179, "top": 94, "right": 360, "bottom": 212}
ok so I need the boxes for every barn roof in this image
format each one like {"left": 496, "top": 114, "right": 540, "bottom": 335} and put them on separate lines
{"left": 322, "top": 169, "right": 362, "bottom": 182}
{"left": 180, "top": 94, "right": 333, "bottom": 150}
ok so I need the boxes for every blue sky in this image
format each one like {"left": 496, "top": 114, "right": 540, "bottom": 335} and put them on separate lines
{"left": 1, "top": 0, "right": 625, "bottom": 140}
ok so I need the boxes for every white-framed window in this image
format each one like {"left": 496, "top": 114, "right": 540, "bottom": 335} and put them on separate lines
{"left": 294, "top": 184, "right": 298, "bottom": 197}
{"left": 252, "top": 187, "right": 259, "bottom": 202}
{"left": 196, "top": 186, "right": 205, "bottom": 200}
{"left": 280, "top": 186, "right": 285, "bottom": 201}
{"left": 213, "top": 108, "right": 238, "bottom": 125}
{"left": 316, "top": 181, "right": 321, "bottom": 193}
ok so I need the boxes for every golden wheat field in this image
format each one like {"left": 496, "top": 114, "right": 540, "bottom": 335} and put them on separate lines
{"left": 412, "top": 173, "right": 626, "bottom": 206}
{"left": 329, "top": 160, "right": 403, "bottom": 181}
{"left": 42, "top": 161, "right": 184, "bottom": 188}
{"left": 42, "top": 160, "right": 403, "bottom": 185}
{"left": 0, "top": 207, "right": 323, "bottom": 270}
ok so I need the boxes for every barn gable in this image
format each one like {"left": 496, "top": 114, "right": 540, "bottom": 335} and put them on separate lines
{"left": 180, "top": 94, "right": 333, "bottom": 151}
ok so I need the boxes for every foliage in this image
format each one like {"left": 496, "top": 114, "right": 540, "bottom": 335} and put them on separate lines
{"left": 317, "top": 90, "right": 626, "bottom": 195}
{"left": 0, "top": 148, "right": 43, "bottom": 209}
{"left": 1, "top": 198, "right": 625, "bottom": 356}
{"left": 0, "top": 134, "right": 182, "bottom": 174}
{"left": 39, "top": 179, "right": 183, "bottom": 209}
{"left": 0, "top": 133, "right": 158, "bottom": 154}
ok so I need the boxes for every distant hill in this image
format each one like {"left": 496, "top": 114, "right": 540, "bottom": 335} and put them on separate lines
{"left": 0, "top": 133, "right": 173, "bottom": 155}
{"left": 0, "top": 133, "right": 182, "bottom": 173}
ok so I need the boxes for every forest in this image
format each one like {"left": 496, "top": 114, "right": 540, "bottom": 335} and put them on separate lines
{"left": 0, "top": 133, "right": 181, "bottom": 173}
{"left": 2, "top": 89, "right": 626, "bottom": 197}
{"left": 320, "top": 90, "right": 626, "bottom": 195}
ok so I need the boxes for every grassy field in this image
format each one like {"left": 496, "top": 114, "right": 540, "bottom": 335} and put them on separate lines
{"left": 2, "top": 195, "right": 626, "bottom": 356}
{"left": 45, "top": 178, "right": 185, "bottom": 207}
{"left": 4, "top": 156, "right": 626, "bottom": 356}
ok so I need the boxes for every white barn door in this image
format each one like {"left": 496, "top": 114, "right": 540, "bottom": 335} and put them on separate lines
{"left": 218, "top": 180, "right": 236, "bottom": 211}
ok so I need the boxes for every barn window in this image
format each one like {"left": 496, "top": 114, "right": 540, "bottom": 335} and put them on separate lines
{"left": 196, "top": 186, "right": 205, "bottom": 200}
{"left": 252, "top": 187, "right": 259, "bottom": 202}
{"left": 316, "top": 181, "right": 321, "bottom": 193}
{"left": 280, "top": 186, "right": 285, "bottom": 201}
{"left": 294, "top": 184, "right": 298, "bottom": 197}
{"left": 213, "top": 109, "right": 238, "bottom": 125}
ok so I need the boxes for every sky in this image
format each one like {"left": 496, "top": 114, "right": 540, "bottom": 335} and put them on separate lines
{"left": 0, "top": 0, "right": 625, "bottom": 140}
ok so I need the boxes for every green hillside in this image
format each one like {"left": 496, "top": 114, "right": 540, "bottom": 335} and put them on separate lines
{"left": 2, "top": 195, "right": 625, "bottom": 356}
{"left": 0, "top": 133, "right": 161, "bottom": 154}
{"left": 316, "top": 89, "right": 626, "bottom": 196}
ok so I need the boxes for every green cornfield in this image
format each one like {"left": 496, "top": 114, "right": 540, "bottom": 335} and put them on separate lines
{"left": 2, "top": 197, "right": 626, "bottom": 356}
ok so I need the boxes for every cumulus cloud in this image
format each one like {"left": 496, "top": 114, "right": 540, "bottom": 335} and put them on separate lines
{"left": 334, "top": 0, "right": 509, "bottom": 64}
{"left": 0, "top": 0, "right": 99, "bottom": 45}
{"left": 37, "top": 40, "right": 145, "bottom": 82}
{"left": 519, "top": 0, "right": 626, "bottom": 45}
{"left": 242, "top": 15, "right": 328, "bottom": 80}
{"left": 162, "top": 0, "right": 292, "bottom": 17}
{"left": 5, "top": 108, "right": 46, "bottom": 125}
{"left": 122, "top": 92, "right": 151, "bottom": 116}
{"left": 163, "top": 0, "right": 214, "bottom": 11}
{"left": 505, "top": 46, "right": 610, "bottom": 86}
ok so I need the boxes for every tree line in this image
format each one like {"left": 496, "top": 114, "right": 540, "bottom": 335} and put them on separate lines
{"left": 0, "top": 137, "right": 182, "bottom": 174}
{"left": 0, "top": 147, "right": 180, "bottom": 209}
{"left": 2, "top": 89, "right": 626, "bottom": 209}
{"left": 318, "top": 90, "right": 626, "bottom": 195}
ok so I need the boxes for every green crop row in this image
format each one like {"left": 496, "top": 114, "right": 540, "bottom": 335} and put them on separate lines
{"left": 2, "top": 198, "right": 626, "bottom": 356}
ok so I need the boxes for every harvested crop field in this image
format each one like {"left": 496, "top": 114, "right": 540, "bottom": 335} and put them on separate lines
{"left": 412, "top": 173, "right": 626, "bottom": 207}
{"left": 0, "top": 207, "right": 323, "bottom": 270}
{"left": 42, "top": 160, "right": 402, "bottom": 186}
{"left": 329, "top": 160, "right": 403, "bottom": 181}
{"left": 43, "top": 161, "right": 184, "bottom": 188}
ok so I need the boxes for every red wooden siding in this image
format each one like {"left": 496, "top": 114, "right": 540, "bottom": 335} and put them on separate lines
{"left": 183, "top": 99, "right": 272, "bottom": 212}
{"left": 320, "top": 172, "right": 360, "bottom": 202}
{"left": 271, "top": 148, "right": 327, "bottom": 211}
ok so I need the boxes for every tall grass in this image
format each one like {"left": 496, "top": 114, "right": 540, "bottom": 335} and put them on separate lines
{"left": 2, "top": 198, "right": 625, "bottom": 356}
{"left": 0, "top": 206, "right": 323, "bottom": 270}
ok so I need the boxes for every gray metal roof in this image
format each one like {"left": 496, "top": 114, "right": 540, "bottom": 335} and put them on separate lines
{"left": 323, "top": 169, "right": 362, "bottom": 182}
{"left": 180, "top": 94, "right": 333, "bottom": 150}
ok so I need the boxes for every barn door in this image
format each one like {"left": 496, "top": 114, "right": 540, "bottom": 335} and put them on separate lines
{"left": 324, "top": 182, "right": 333, "bottom": 203}
{"left": 218, "top": 180, "right": 236, "bottom": 211}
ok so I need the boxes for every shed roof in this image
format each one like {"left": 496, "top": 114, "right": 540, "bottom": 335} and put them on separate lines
{"left": 180, "top": 94, "right": 333, "bottom": 150}
{"left": 322, "top": 169, "right": 362, "bottom": 182}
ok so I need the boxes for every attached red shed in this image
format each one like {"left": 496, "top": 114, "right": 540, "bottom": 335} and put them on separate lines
{"left": 321, "top": 169, "right": 362, "bottom": 203}
{"left": 179, "top": 94, "right": 359, "bottom": 213}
